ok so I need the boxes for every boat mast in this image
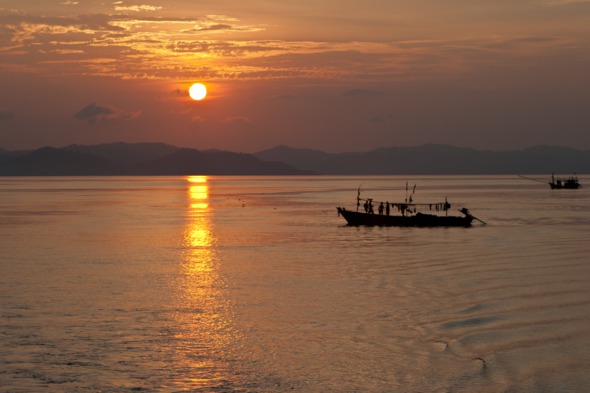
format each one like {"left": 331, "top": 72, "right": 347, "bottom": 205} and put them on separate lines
{"left": 356, "top": 185, "right": 362, "bottom": 212}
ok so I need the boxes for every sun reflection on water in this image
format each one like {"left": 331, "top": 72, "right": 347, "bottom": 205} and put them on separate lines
{"left": 172, "top": 175, "right": 236, "bottom": 390}
{"left": 188, "top": 175, "right": 209, "bottom": 211}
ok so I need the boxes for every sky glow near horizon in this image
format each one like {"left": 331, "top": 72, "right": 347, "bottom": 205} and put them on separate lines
{"left": 1, "top": 0, "right": 590, "bottom": 153}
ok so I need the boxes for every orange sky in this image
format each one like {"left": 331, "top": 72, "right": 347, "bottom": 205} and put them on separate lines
{"left": 1, "top": 0, "right": 590, "bottom": 152}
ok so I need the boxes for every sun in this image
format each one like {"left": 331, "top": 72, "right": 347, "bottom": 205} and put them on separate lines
{"left": 189, "top": 83, "right": 207, "bottom": 101}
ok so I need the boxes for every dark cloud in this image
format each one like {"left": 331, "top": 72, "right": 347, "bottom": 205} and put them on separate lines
{"left": 482, "top": 36, "right": 560, "bottom": 50}
{"left": 0, "top": 110, "right": 15, "bottom": 120}
{"left": 74, "top": 102, "right": 140, "bottom": 123}
{"left": 370, "top": 114, "right": 393, "bottom": 124}
{"left": 74, "top": 102, "right": 114, "bottom": 120}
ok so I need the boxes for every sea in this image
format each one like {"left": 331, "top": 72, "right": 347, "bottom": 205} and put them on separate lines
{"left": 1, "top": 175, "right": 589, "bottom": 393}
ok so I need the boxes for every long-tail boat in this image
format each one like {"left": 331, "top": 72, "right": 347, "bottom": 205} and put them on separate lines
{"left": 518, "top": 174, "right": 582, "bottom": 189}
{"left": 336, "top": 185, "right": 485, "bottom": 227}
{"left": 549, "top": 174, "right": 581, "bottom": 189}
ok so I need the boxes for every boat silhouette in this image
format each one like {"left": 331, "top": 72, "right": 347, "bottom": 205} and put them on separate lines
{"left": 336, "top": 184, "right": 485, "bottom": 227}
{"left": 519, "top": 174, "right": 582, "bottom": 189}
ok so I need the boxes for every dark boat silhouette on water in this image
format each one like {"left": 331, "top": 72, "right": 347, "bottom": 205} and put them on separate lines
{"left": 519, "top": 174, "right": 582, "bottom": 189}
{"left": 336, "top": 185, "right": 485, "bottom": 227}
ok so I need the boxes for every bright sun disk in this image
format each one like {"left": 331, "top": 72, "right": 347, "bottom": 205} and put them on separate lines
{"left": 189, "top": 83, "right": 207, "bottom": 101}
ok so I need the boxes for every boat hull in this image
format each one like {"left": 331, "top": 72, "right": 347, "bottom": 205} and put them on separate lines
{"left": 549, "top": 183, "right": 581, "bottom": 189}
{"left": 337, "top": 207, "right": 473, "bottom": 227}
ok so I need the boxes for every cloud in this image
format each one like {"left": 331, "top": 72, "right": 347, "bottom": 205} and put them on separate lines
{"left": 74, "top": 102, "right": 113, "bottom": 120}
{"left": 47, "top": 49, "right": 85, "bottom": 55}
{"left": 2, "top": 6, "right": 588, "bottom": 84}
{"left": 74, "top": 102, "right": 140, "bottom": 123}
{"left": 222, "top": 116, "right": 251, "bottom": 124}
{"left": 183, "top": 24, "right": 235, "bottom": 33}
{"left": 114, "top": 5, "right": 163, "bottom": 12}
{"left": 0, "top": 110, "right": 15, "bottom": 120}
{"left": 370, "top": 114, "right": 393, "bottom": 124}
{"left": 191, "top": 115, "right": 205, "bottom": 123}
{"left": 538, "top": 0, "right": 590, "bottom": 4}
{"left": 179, "top": 15, "right": 265, "bottom": 34}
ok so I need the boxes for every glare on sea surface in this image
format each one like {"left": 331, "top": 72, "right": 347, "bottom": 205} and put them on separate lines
{"left": 169, "top": 175, "right": 235, "bottom": 390}
{"left": 185, "top": 176, "right": 215, "bottom": 295}
{"left": 188, "top": 176, "right": 209, "bottom": 210}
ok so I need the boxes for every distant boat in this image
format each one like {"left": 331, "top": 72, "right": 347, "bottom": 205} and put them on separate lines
{"left": 549, "top": 174, "right": 581, "bottom": 189}
{"left": 519, "top": 174, "right": 582, "bottom": 189}
{"left": 336, "top": 185, "right": 485, "bottom": 227}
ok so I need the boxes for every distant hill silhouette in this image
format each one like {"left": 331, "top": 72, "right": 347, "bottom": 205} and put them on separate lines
{"left": 132, "top": 148, "right": 309, "bottom": 175}
{"left": 0, "top": 143, "right": 309, "bottom": 176}
{"left": 0, "top": 147, "right": 119, "bottom": 175}
{"left": 64, "top": 142, "right": 179, "bottom": 166}
{"left": 254, "top": 144, "right": 590, "bottom": 174}
{"left": 0, "top": 147, "right": 31, "bottom": 160}
{"left": 1, "top": 142, "right": 589, "bottom": 175}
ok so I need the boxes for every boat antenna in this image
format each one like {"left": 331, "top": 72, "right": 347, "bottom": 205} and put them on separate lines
{"left": 473, "top": 215, "right": 487, "bottom": 225}
{"left": 356, "top": 184, "right": 362, "bottom": 212}
{"left": 409, "top": 184, "right": 416, "bottom": 204}
{"left": 518, "top": 175, "right": 549, "bottom": 184}
{"left": 405, "top": 182, "right": 408, "bottom": 203}
{"left": 460, "top": 207, "right": 487, "bottom": 225}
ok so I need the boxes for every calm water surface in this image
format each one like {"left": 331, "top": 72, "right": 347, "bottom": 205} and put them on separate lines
{"left": 1, "top": 176, "right": 589, "bottom": 392}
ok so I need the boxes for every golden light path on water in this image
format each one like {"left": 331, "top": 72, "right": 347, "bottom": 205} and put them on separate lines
{"left": 169, "top": 175, "right": 237, "bottom": 390}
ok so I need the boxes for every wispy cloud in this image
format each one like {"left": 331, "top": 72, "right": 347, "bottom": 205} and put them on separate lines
{"left": 114, "top": 5, "right": 163, "bottom": 12}
{"left": 1, "top": 7, "right": 588, "bottom": 84}
{"left": 538, "top": 0, "right": 590, "bottom": 4}
{"left": 222, "top": 116, "right": 251, "bottom": 124}
{"left": 182, "top": 24, "right": 237, "bottom": 33}
{"left": 43, "top": 49, "right": 85, "bottom": 55}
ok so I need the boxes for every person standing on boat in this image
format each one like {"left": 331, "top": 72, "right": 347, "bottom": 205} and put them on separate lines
{"left": 378, "top": 202, "right": 384, "bottom": 215}
{"left": 368, "top": 199, "right": 374, "bottom": 214}
{"left": 363, "top": 200, "right": 369, "bottom": 213}
{"left": 386, "top": 201, "right": 390, "bottom": 216}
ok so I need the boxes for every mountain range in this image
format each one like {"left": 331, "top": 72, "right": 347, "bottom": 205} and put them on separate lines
{"left": 0, "top": 143, "right": 308, "bottom": 176}
{"left": 255, "top": 144, "right": 590, "bottom": 175}
{"left": 1, "top": 142, "right": 589, "bottom": 176}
